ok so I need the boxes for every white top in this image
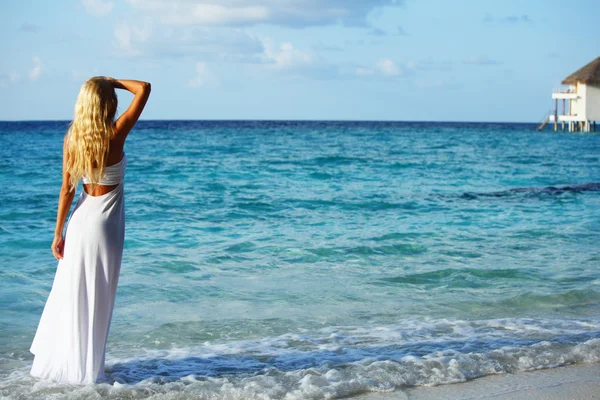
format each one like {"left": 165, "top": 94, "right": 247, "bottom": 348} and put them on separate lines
{"left": 82, "top": 153, "right": 127, "bottom": 185}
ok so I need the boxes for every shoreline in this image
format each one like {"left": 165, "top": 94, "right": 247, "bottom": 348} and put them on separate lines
{"left": 354, "top": 362, "right": 600, "bottom": 400}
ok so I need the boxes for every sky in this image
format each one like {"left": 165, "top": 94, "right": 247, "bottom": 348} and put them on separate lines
{"left": 1, "top": 0, "right": 599, "bottom": 122}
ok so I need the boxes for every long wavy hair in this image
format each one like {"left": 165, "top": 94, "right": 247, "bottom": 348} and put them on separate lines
{"left": 65, "top": 76, "right": 118, "bottom": 191}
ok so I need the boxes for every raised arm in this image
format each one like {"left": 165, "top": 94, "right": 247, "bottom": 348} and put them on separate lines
{"left": 107, "top": 78, "right": 151, "bottom": 140}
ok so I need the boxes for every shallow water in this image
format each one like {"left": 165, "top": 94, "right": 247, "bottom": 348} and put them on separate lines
{"left": 1, "top": 120, "right": 599, "bottom": 399}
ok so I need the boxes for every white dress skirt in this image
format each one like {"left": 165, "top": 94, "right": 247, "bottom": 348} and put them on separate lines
{"left": 30, "top": 154, "right": 127, "bottom": 385}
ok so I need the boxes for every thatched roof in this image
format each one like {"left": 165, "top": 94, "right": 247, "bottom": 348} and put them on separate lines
{"left": 562, "top": 56, "right": 600, "bottom": 85}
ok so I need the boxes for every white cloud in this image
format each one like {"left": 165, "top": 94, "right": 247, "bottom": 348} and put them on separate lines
{"left": 112, "top": 19, "right": 265, "bottom": 63}
{"left": 188, "top": 62, "right": 216, "bottom": 88}
{"left": 113, "top": 19, "right": 152, "bottom": 55}
{"left": 149, "top": 27, "right": 263, "bottom": 61}
{"left": 81, "top": 0, "right": 113, "bottom": 17}
{"left": 29, "top": 57, "right": 42, "bottom": 81}
{"left": 109, "top": 1, "right": 407, "bottom": 65}
{"left": 124, "top": 0, "right": 404, "bottom": 27}
{"left": 262, "top": 39, "right": 313, "bottom": 70}
{"left": 356, "top": 58, "right": 402, "bottom": 77}
{"left": 376, "top": 59, "right": 401, "bottom": 76}
{"left": 256, "top": 38, "right": 338, "bottom": 79}
{"left": 169, "top": 4, "right": 269, "bottom": 25}
{"left": 114, "top": 24, "right": 132, "bottom": 50}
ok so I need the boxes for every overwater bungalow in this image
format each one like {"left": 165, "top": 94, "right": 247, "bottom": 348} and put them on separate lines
{"left": 541, "top": 56, "right": 600, "bottom": 132}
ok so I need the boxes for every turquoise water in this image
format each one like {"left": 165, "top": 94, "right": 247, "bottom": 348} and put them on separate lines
{"left": 1, "top": 120, "right": 599, "bottom": 399}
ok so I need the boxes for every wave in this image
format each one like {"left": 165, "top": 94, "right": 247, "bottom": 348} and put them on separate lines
{"left": 456, "top": 289, "right": 600, "bottom": 316}
{"left": 4, "top": 317, "right": 600, "bottom": 399}
{"left": 207, "top": 183, "right": 600, "bottom": 219}
{"left": 497, "top": 289, "right": 600, "bottom": 310}
{"left": 369, "top": 232, "right": 436, "bottom": 241}
{"left": 460, "top": 182, "right": 600, "bottom": 200}
{"left": 302, "top": 243, "right": 427, "bottom": 259}
{"left": 376, "top": 268, "right": 535, "bottom": 287}
{"left": 310, "top": 156, "right": 369, "bottom": 165}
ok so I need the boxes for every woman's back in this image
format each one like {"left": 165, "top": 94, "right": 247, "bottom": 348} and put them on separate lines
{"left": 30, "top": 76, "right": 150, "bottom": 385}
{"left": 84, "top": 140, "right": 127, "bottom": 196}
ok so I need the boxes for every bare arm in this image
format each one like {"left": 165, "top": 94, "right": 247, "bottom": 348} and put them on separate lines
{"left": 52, "top": 135, "right": 76, "bottom": 260}
{"left": 107, "top": 78, "right": 151, "bottom": 141}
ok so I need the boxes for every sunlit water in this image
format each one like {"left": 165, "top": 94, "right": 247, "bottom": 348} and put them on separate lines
{"left": 1, "top": 120, "right": 599, "bottom": 399}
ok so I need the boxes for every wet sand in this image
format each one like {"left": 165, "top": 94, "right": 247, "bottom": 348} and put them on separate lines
{"left": 355, "top": 362, "right": 600, "bottom": 400}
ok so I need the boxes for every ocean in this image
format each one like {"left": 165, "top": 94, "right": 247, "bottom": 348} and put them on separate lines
{"left": 1, "top": 120, "right": 599, "bottom": 399}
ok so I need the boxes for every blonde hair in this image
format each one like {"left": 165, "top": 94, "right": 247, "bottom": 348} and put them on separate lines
{"left": 66, "top": 76, "right": 118, "bottom": 191}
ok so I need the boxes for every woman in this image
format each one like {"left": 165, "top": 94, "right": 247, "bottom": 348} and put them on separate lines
{"left": 29, "top": 77, "right": 151, "bottom": 384}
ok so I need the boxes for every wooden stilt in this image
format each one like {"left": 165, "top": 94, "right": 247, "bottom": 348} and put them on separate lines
{"left": 554, "top": 99, "right": 558, "bottom": 131}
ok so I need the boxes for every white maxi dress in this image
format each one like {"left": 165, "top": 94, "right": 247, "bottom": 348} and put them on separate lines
{"left": 30, "top": 154, "right": 127, "bottom": 385}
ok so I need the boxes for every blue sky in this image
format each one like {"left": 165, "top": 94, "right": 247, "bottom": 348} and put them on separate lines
{"left": 1, "top": 0, "right": 598, "bottom": 121}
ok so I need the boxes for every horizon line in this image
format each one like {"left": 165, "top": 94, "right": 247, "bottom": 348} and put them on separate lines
{"left": 0, "top": 118, "right": 543, "bottom": 124}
